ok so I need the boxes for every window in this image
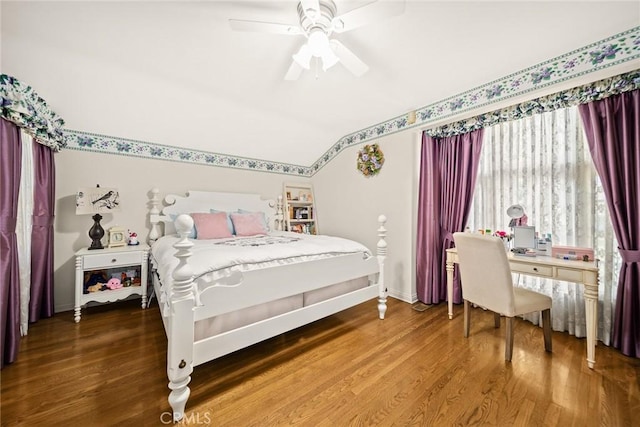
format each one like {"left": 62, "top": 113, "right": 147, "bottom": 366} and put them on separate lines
{"left": 467, "top": 106, "right": 620, "bottom": 344}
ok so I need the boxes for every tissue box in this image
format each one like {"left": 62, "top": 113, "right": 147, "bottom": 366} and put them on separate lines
{"left": 551, "top": 245, "right": 595, "bottom": 261}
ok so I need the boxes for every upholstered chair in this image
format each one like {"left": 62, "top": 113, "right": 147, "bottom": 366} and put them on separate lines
{"left": 453, "top": 232, "right": 552, "bottom": 361}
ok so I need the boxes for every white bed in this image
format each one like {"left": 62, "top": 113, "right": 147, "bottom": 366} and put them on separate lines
{"left": 147, "top": 188, "right": 388, "bottom": 421}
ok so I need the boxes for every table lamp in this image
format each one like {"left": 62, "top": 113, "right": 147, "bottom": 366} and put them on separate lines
{"left": 507, "top": 204, "right": 528, "bottom": 227}
{"left": 76, "top": 185, "right": 121, "bottom": 250}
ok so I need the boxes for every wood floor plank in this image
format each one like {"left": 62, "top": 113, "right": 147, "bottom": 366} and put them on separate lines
{"left": 1, "top": 298, "right": 639, "bottom": 426}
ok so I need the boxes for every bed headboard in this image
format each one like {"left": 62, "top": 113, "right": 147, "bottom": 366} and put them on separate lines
{"left": 148, "top": 188, "right": 283, "bottom": 242}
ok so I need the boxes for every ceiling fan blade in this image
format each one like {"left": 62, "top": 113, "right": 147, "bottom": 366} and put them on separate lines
{"left": 330, "top": 40, "right": 369, "bottom": 77}
{"left": 300, "top": 0, "right": 321, "bottom": 21}
{"left": 229, "top": 19, "right": 303, "bottom": 35}
{"left": 332, "top": 0, "right": 405, "bottom": 33}
{"left": 284, "top": 60, "right": 305, "bottom": 81}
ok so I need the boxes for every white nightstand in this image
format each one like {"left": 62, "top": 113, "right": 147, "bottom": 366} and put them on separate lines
{"left": 74, "top": 244, "right": 150, "bottom": 322}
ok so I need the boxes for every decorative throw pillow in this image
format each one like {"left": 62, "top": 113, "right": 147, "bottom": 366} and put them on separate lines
{"left": 237, "top": 209, "right": 270, "bottom": 231}
{"left": 169, "top": 214, "right": 196, "bottom": 238}
{"left": 191, "top": 212, "right": 233, "bottom": 239}
{"left": 210, "top": 209, "right": 235, "bottom": 235}
{"left": 230, "top": 212, "right": 268, "bottom": 237}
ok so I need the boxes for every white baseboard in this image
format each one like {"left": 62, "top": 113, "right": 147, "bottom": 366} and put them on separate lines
{"left": 387, "top": 288, "right": 416, "bottom": 304}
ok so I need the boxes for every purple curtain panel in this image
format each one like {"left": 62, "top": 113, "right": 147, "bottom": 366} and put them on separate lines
{"left": 579, "top": 89, "right": 640, "bottom": 358}
{"left": 416, "top": 129, "right": 484, "bottom": 304}
{"left": 0, "top": 118, "right": 23, "bottom": 368}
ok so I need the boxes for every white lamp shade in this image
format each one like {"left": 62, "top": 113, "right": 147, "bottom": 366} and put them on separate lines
{"left": 76, "top": 187, "right": 121, "bottom": 215}
{"left": 321, "top": 48, "right": 339, "bottom": 71}
{"left": 308, "top": 30, "right": 329, "bottom": 56}
{"left": 507, "top": 204, "right": 525, "bottom": 219}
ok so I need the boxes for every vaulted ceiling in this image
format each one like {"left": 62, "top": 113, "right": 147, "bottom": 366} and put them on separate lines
{"left": 2, "top": 1, "right": 639, "bottom": 166}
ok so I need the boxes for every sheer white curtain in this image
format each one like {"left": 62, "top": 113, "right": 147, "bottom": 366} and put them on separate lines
{"left": 16, "top": 130, "right": 34, "bottom": 336}
{"left": 467, "top": 106, "right": 620, "bottom": 345}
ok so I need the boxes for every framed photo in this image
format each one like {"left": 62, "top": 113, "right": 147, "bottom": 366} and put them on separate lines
{"left": 298, "top": 190, "right": 312, "bottom": 202}
{"left": 286, "top": 191, "right": 292, "bottom": 200}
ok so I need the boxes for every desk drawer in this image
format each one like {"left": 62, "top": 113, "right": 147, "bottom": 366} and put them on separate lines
{"left": 83, "top": 251, "right": 142, "bottom": 269}
{"left": 556, "top": 268, "right": 583, "bottom": 282}
{"left": 510, "top": 262, "right": 553, "bottom": 278}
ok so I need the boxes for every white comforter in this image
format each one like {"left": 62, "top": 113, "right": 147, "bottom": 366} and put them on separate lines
{"left": 151, "top": 232, "right": 371, "bottom": 289}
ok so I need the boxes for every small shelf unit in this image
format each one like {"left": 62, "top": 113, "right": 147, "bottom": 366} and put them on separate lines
{"left": 283, "top": 182, "right": 317, "bottom": 234}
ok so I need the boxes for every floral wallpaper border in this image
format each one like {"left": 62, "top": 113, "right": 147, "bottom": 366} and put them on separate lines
{"left": 64, "top": 130, "right": 313, "bottom": 176}
{"left": 310, "top": 26, "right": 640, "bottom": 174}
{"left": 63, "top": 26, "right": 640, "bottom": 176}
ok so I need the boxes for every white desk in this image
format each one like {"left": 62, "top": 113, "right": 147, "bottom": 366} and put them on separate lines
{"left": 446, "top": 248, "right": 599, "bottom": 369}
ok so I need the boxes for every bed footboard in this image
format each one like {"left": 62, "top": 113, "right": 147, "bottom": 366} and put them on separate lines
{"left": 162, "top": 213, "right": 388, "bottom": 422}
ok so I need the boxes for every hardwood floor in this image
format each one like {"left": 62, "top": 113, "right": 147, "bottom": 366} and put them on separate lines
{"left": 1, "top": 298, "right": 638, "bottom": 426}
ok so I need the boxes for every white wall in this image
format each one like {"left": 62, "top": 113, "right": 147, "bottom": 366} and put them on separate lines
{"left": 54, "top": 149, "right": 311, "bottom": 312}
{"left": 313, "top": 131, "right": 421, "bottom": 303}
{"left": 54, "top": 135, "right": 421, "bottom": 313}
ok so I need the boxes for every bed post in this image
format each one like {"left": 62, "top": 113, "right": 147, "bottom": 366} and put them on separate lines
{"left": 275, "top": 195, "right": 284, "bottom": 231}
{"left": 377, "top": 215, "right": 388, "bottom": 319}
{"left": 149, "top": 188, "right": 162, "bottom": 243}
{"left": 269, "top": 195, "right": 284, "bottom": 231}
{"left": 167, "top": 214, "right": 196, "bottom": 422}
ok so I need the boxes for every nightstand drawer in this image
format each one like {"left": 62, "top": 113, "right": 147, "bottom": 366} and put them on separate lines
{"left": 83, "top": 251, "right": 142, "bottom": 269}
{"left": 510, "top": 262, "right": 553, "bottom": 278}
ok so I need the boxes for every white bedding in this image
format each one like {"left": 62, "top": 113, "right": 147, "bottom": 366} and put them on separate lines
{"left": 151, "top": 231, "right": 372, "bottom": 291}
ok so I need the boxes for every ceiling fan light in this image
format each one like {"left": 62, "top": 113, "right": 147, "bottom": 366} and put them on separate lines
{"left": 292, "top": 44, "right": 312, "bottom": 69}
{"left": 308, "top": 30, "right": 329, "bottom": 56}
{"left": 321, "top": 48, "right": 339, "bottom": 71}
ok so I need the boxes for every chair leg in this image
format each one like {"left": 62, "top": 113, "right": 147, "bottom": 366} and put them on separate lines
{"left": 463, "top": 300, "right": 470, "bottom": 338}
{"left": 505, "top": 317, "right": 514, "bottom": 362}
{"left": 542, "top": 309, "right": 552, "bottom": 352}
{"left": 494, "top": 312, "right": 501, "bottom": 328}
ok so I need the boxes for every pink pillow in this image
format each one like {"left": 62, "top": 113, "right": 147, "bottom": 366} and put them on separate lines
{"left": 230, "top": 212, "right": 268, "bottom": 237}
{"left": 191, "top": 212, "right": 233, "bottom": 239}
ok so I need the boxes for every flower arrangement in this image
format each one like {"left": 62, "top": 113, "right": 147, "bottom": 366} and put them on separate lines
{"left": 357, "top": 143, "right": 385, "bottom": 177}
{"left": 493, "top": 230, "right": 511, "bottom": 240}
{"left": 493, "top": 230, "right": 512, "bottom": 248}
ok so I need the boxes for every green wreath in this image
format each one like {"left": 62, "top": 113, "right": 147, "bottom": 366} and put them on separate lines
{"left": 357, "top": 143, "right": 385, "bottom": 177}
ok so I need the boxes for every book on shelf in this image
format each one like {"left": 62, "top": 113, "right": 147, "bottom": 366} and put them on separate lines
{"left": 294, "top": 207, "right": 310, "bottom": 219}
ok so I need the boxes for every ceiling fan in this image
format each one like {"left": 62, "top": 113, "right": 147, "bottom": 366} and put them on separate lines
{"left": 229, "top": 0, "right": 405, "bottom": 80}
